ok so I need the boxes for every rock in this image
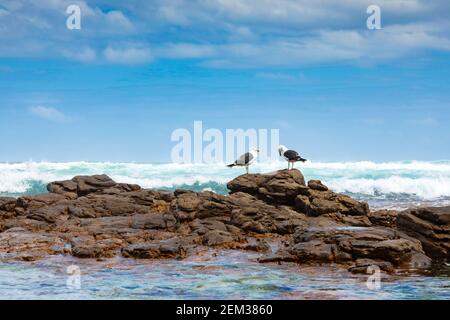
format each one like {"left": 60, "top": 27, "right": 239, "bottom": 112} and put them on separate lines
{"left": 47, "top": 179, "right": 77, "bottom": 196}
{"left": 266, "top": 224, "right": 429, "bottom": 268}
{"left": 71, "top": 236, "right": 123, "bottom": 258}
{"left": 295, "top": 193, "right": 369, "bottom": 217}
{"left": 0, "top": 229, "right": 66, "bottom": 261}
{"left": 397, "top": 207, "right": 450, "bottom": 259}
{"left": 47, "top": 175, "right": 135, "bottom": 197}
{"left": 368, "top": 210, "right": 398, "bottom": 227}
{"left": 0, "top": 197, "right": 16, "bottom": 213}
{"left": 202, "top": 230, "right": 237, "bottom": 247}
{"left": 228, "top": 169, "right": 306, "bottom": 205}
{"left": 17, "top": 194, "right": 68, "bottom": 210}
{"left": 26, "top": 205, "right": 69, "bottom": 223}
{"left": 131, "top": 213, "right": 177, "bottom": 231}
{"left": 0, "top": 172, "right": 442, "bottom": 274}
{"left": 121, "top": 239, "right": 186, "bottom": 259}
{"left": 243, "top": 238, "right": 271, "bottom": 252}
{"left": 258, "top": 252, "right": 298, "bottom": 263}
{"left": 346, "top": 238, "right": 421, "bottom": 264}
{"left": 341, "top": 215, "right": 372, "bottom": 227}
{"left": 174, "top": 192, "right": 201, "bottom": 212}
{"left": 308, "top": 180, "right": 328, "bottom": 191}
{"left": 400, "top": 252, "right": 433, "bottom": 270}
{"left": 288, "top": 240, "right": 336, "bottom": 263}
{"left": 348, "top": 259, "right": 394, "bottom": 274}
{"left": 189, "top": 218, "right": 228, "bottom": 235}
{"left": 229, "top": 196, "right": 307, "bottom": 235}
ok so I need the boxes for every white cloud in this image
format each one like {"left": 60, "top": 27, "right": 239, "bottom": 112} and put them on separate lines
{"left": 30, "top": 106, "right": 67, "bottom": 122}
{"left": 62, "top": 47, "right": 96, "bottom": 62}
{"left": 103, "top": 45, "right": 154, "bottom": 64}
{"left": 1, "top": 0, "right": 450, "bottom": 67}
{"left": 105, "top": 10, "right": 133, "bottom": 30}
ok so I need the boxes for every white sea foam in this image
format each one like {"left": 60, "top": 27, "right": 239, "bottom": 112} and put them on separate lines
{"left": 0, "top": 161, "right": 450, "bottom": 202}
{"left": 327, "top": 176, "right": 450, "bottom": 200}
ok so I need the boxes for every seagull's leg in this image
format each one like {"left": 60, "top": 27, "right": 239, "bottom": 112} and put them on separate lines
{"left": 246, "top": 166, "right": 249, "bottom": 174}
{"left": 292, "top": 162, "right": 295, "bottom": 170}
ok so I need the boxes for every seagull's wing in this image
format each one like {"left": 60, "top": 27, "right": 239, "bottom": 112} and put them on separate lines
{"left": 284, "top": 150, "right": 300, "bottom": 160}
{"left": 236, "top": 152, "right": 253, "bottom": 165}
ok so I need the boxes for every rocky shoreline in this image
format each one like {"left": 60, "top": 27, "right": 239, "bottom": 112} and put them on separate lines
{"left": 0, "top": 169, "right": 448, "bottom": 275}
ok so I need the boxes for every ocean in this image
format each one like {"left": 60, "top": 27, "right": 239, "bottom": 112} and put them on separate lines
{"left": 1, "top": 160, "right": 450, "bottom": 210}
{"left": 1, "top": 160, "right": 450, "bottom": 299}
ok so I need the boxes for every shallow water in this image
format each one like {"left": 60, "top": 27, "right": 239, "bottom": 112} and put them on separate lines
{"left": 1, "top": 250, "right": 449, "bottom": 300}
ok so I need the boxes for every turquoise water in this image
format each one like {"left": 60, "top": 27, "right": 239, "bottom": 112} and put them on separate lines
{"left": 1, "top": 160, "right": 450, "bottom": 209}
{"left": 1, "top": 251, "right": 449, "bottom": 300}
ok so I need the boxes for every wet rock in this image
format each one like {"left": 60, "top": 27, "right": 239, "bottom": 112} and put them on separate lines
{"left": 0, "top": 229, "right": 66, "bottom": 261}
{"left": 258, "top": 252, "right": 298, "bottom": 263}
{"left": 397, "top": 206, "right": 450, "bottom": 259}
{"left": 122, "top": 239, "right": 187, "bottom": 259}
{"left": 265, "top": 224, "right": 428, "bottom": 268}
{"left": 400, "top": 252, "right": 433, "bottom": 269}
{"left": 348, "top": 259, "right": 394, "bottom": 274}
{"left": 368, "top": 210, "right": 398, "bottom": 227}
{"left": 243, "top": 238, "right": 271, "bottom": 252}
{"left": 288, "top": 240, "right": 336, "bottom": 263}
{"left": 71, "top": 236, "right": 123, "bottom": 259}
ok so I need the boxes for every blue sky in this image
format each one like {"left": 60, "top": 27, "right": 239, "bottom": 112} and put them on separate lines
{"left": 1, "top": 0, "right": 450, "bottom": 162}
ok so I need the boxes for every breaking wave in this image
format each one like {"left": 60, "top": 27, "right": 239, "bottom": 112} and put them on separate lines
{"left": 1, "top": 161, "right": 450, "bottom": 208}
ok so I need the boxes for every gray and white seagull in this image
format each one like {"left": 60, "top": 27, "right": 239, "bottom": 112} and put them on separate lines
{"left": 227, "top": 148, "right": 260, "bottom": 174}
{"left": 278, "top": 145, "right": 307, "bottom": 170}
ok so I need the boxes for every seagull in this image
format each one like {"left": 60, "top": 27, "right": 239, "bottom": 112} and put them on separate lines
{"left": 278, "top": 145, "right": 307, "bottom": 170}
{"left": 227, "top": 148, "right": 260, "bottom": 174}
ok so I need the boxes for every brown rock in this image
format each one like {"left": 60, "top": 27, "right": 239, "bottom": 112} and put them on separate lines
{"left": 368, "top": 210, "right": 398, "bottom": 227}
{"left": 308, "top": 180, "right": 328, "bottom": 191}
{"left": 348, "top": 259, "right": 394, "bottom": 274}
{"left": 228, "top": 169, "right": 306, "bottom": 205}
{"left": 131, "top": 213, "right": 176, "bottom": 231}
{"left": 202, "top": 230, "right": 236, "bottom": 247}
{"left": 397, "top": 206, "right": 450, "bottom": 259}
{"left": 121, "top": 239, "right": 186, "bottom": 259}
{"left": 70, "top": 236, "right": 123, "bottom": 258}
